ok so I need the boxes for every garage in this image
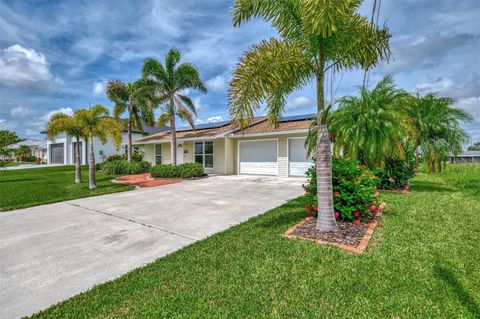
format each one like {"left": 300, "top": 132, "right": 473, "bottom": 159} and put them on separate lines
{"left": 239, "top": 139, "right": 278, "bottom": 175}
{"left": 288, "top": 138, "right": 311, "bottom": 176}
{"left": 50, "top": 143, "right": 64, "bottom": 164}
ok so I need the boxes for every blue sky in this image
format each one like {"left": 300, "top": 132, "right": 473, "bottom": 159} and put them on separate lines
{"left": 1, "top": 0, "right": 479, "bottom": 144}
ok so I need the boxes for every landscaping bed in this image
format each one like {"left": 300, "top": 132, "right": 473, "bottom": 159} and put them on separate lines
{"left": 285, "top": 202, "right": 386, "bottom": 254}
{"left": 113, "top": 173, "right": 182, "bottom": 188}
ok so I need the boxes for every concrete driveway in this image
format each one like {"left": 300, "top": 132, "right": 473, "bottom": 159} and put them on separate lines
{"left": 0, "top": 175, "right": 304, "bottom": 318}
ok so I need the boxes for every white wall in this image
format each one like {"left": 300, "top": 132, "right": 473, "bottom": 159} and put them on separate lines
{"left": 46, "top": 132, "right": 144, "bottom": 164}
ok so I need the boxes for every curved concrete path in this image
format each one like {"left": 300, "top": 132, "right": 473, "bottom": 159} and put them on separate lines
{"left": 0, "top": 175, "right": 304, "bottom": 318}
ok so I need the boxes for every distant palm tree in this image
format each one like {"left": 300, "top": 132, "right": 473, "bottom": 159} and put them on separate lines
{"left": 409, "top": 94, "right": 472, "bottom": 173}
{"left": 328, "top": 76, "right": 412, "bottom": 167}
{"left": 228, "top": 0, "right": 390, "bottom": 231}
{"left": 16, "top": 145, "right": 32, "bottom": 161}
{"left": 142, "top": 49, "right": 207, "bottom": 165}
{"left": 106, "top": 79, "right": 155, "bottom": 162}
{"left": 76, "top": 105, "right": 122, "bottom": 189}
{"left": 46, "top": 112, "right": 86, "bottom": 183}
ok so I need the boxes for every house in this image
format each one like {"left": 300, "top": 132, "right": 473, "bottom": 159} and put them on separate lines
{"left": 133, "top": 114, "right": 315, "bottom": 177}
{"left": 449, "top": 151, "right": 480, "bottom": 163}
{"left": 6, "top": 140, "right": 47, "bottom": 161}
{"left": 44, "top": 123, "right": 169, "bottom": 165}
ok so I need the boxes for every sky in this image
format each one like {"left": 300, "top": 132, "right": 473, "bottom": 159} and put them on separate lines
{"left": 0, "top": 0, "right": 479, "bottom": 145}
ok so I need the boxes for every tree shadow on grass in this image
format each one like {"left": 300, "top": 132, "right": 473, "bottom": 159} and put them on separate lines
{"left": 434, "top": 263, "right": 480, "bottom": 317}
{"left": 410, "top": 181, "right": 456, "bottom": 193}
{"left": 0, "top": 178, "right": 39, "bottom": 183}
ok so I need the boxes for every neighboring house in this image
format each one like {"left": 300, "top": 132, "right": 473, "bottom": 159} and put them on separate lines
{"left": 44, "top": 123, "right": 169, "bottom": 165}
{"left": 6, "top": 140, "right": 47, "bottom": 160}
{"left": 134, "top": 114, "right": 315, "bottom": 177}
{"left": 449, "top": 151, "right": 480, "bottom": 163}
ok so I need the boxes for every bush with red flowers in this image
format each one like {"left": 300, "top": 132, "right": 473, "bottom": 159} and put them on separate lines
{"left": 303, "top": 158, "right": 380, "bottom": 222}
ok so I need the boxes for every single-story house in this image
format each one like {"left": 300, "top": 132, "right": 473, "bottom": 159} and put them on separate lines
{"left": 449, "top": 151, "right": 480, "bottom": 163}
{"left": 44, "top": 123, "right": 169, "bottom": 165}
{"left": 6, "top": 140, "right": 47, "bottom": 160}
{"left": 133, "top": 114, "right": 315, "bottom": 177}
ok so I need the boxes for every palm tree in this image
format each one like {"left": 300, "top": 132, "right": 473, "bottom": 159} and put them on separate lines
{"left": 76, "top": 104, "right": 122, "bottom": 189}
{"left": 106, "top": 79, "right": 155, "bottom": 162}
{"left": 228, "top": 0, "right": 390, "bottom": 231}
{"left": 46, "top": 112, "right": 86, "bottom": 183}
{"left": 327, "top": 76, "right": 412, "bottom": 167}
{"left": 16, "top": 145, "right": 31, "bottom": 161}
{"left": 409, "top": 94, "right": 472, "bottom": 173}
{"left": 142, "top": 49, "right": 207, "bottom": 165}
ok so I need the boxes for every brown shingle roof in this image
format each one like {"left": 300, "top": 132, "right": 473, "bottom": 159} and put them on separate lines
{"left": 233, "top": 119, "right": 311, "bottom": 135}
{"left": 134, "top": 117, "right": 266, "bottom": 143}
{"left": 133, "top": 115, "right": 312, "bottom": 143}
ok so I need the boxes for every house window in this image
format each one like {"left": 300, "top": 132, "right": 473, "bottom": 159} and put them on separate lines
{"left": 155, "top": 144, "right": 162, "bottom": 164}
{"left": 195, "top": 141, "right": 213, "bottom": 168}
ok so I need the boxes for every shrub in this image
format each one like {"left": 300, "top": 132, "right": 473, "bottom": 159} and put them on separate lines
{"left": 100, "top": 160, "right": 151, "bottom": 175}
{"left": 303, "top": 158, "right": 380, "bottom": 222}
{"left": 105, "top": 152, "right": 143, "bottom": 163}
{"left": 26, "top": 155, "right": 37, "bottom": 162}
{"left": 374, "top": 153, "right": 416, "bottom": 190}
{"left": 150, "top": 163, "right": 204, "bottom": 178}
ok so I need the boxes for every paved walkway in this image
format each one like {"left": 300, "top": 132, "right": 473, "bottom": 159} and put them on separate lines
{"left": 0, "top": 175, "right": 304, "bottom": 318}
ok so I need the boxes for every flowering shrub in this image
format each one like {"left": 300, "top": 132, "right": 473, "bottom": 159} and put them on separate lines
{"left": 303, "top": 158, "right": 380, "bottom": 222}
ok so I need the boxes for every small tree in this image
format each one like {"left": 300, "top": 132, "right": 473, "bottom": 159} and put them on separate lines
{"left": 76, "top": 105, "right": 122, "bottom": 189}
{"left": 142, "top": 49, "right": 207, "bottom": 165}
{"left": 46, "top": 112, "right": 86, "bottom": 183}
{"left": 106, "top": 79, "right": 155, "bottom": 163}
{"left": 16, "top": 145, "right": 32, "bottom": 161}
{"left": 467, "top": 141, "right": 480, "bottom": 151}
{"left": 0, "top": 130, "right": 21, "bottom": 158}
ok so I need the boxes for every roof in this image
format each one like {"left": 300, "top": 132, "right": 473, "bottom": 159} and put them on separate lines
{"left": 134, "top": 113, "right": 315, "bottom": 143}
{"left": 450, "top": 151, "right": 480, "bottom": 157}
{"left": 7, "top": 140, "right": 47, "bottom": 149}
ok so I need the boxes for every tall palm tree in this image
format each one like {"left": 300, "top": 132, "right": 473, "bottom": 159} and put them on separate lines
{"left": 46, "top": 112, "right": 86, "bottom": 183}
{"left": 409, "top": 94, "right": 472, "bottom": 173}
{"left": 228, "top": 0, "right": 390, "bottom": 231}
{"left": 106, "top": 79, "right": 155, "bottom": 162}
{"left": 76, "top": 105, "right": 122, "bottom": 189}
{"left": 327, "top": 76, "right": 412, "bottom": 167}
{"left": 142, "top": 49, "right": 207, "bottom": 165}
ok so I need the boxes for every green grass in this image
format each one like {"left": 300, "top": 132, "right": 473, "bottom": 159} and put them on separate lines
{"left": 0, "top": 165, "right": 133, "bottom": 211}
{"left": 31, "top": 165, "right": 480, "bottom": 318}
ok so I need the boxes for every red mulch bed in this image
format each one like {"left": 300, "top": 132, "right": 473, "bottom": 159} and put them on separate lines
{"left": 113, "top": 173, "right": 181, "bottom": 188}
{"left": 284, "top": 202, "right": 386, "bottom": 254}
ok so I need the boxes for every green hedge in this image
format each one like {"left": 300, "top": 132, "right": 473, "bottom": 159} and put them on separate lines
{"left": 100, "top": 160, "right": 151, "bottom": 175}
{"left": 150, "top": 163, "right": 205, "bottom": 178}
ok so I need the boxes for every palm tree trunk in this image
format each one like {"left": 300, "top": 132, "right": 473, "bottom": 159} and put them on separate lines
{"left": 127, "top": 116, "right": 132, "bottom": 163}
{"left": 171, "top": 113, "right": 177, "bottom": 166}
{"left": 75, "top": 137, "right": 81, "bottom": 183}
{"left": 88, "top": 136, "right": 96, "bottom": 189}
{"left": 315, "top": 56, "right": 338, "bottom": 232}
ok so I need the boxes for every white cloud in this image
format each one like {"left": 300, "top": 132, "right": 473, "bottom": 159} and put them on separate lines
{"left": 286, "top": 96, "right": 312, "bottom": 110}
{"left": 206, "top": 73, "right": 229, "bottom": 92}
{"left": 10, "top": 106, "right": 33, "bottom": 117}
{"left": 193, "top": 97, "right": 208, "bottom": 111}
{"left": 92, "top": 80, "right": 106, "bottom": 96}
{"left": 196, "top": 115, "right": 224, "bottom": 124}
{"left": 41, "top": 107, "right": 74, "bottom": 122}
{"left": 0, "top": 44, "right": 56, "bottom": 88}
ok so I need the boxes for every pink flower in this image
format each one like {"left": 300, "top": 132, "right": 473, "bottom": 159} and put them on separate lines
{"left": 374, "top": 191, "right": 380, "bottom": 197}
{"left": 353, "top": 220, "right": 360, "bottom": 225}
{"left": 354, "top": 211, "right": 360, "bottom": 218}
{"left": 305, "top": 204, "right": 312, "bottom": 215}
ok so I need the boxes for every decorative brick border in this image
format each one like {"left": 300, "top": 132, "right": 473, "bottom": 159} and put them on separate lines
{"left": 283, "top": 202, "right": 387, "bottom": 254}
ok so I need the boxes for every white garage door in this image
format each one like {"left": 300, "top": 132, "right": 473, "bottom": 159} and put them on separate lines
{"left": 289, "top": 138, "right": 311, "bottom": 176}
{"left": 239, "top": 140, "right": 277, "bottom": 175}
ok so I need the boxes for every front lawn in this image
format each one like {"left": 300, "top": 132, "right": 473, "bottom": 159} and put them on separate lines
{"left": 0, "top": 165, "right": 134, "bottom": 211}
{"left": 31, "top": 165, "right": 480, "bottom": 318}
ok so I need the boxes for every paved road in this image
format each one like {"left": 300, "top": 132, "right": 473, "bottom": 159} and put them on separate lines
{"left": 0, "top": 175, "right": 304, "bottom": 318}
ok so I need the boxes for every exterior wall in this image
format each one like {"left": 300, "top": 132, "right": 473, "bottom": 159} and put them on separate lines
{"left": 229, "top": 133, "right": 307, "bottom": 176}
{"left": 224, "top": 137, "right": 236, "bottom": 175}
{"left": 47, "top": 131, "right": 143, "bottom": 164}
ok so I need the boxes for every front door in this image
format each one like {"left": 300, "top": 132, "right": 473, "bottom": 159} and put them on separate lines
{"left": 176, "top": 145, "right": 184, "bottom": 164}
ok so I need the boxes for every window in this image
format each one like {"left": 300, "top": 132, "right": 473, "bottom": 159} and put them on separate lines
{"left": 155, "top": 144, "right": 162, "bottom": 164}
{"left": 195, "top": 141, "right": 214, "bottom": 168}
